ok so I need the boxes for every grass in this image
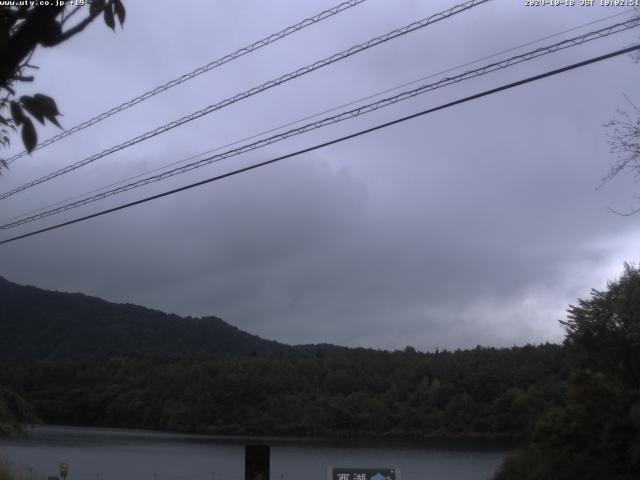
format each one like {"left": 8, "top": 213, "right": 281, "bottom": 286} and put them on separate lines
{"left": 0, "top": 456, "right": 42, "bottom": 480}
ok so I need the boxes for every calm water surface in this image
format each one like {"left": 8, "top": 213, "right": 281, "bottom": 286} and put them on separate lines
{"left": 0, "top": 426, "right": 512, "bottom": 480}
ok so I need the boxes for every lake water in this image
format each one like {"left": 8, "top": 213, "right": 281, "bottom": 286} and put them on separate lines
{"left": 0, "top": 426, "right": 511, "bottom": 480}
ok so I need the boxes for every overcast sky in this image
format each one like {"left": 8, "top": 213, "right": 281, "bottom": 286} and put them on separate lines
{"left": 1, "top": 0, "right": 639, "bottom": 350}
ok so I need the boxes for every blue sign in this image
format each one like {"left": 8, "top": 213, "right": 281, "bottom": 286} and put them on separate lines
{"left": 328, "top": 468, "right": 397, "bottom": 480}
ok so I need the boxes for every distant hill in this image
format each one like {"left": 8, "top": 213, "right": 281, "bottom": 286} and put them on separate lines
{"left": 0, "top": 277, "right": 570, "bottom": 441}
{"left": 0, "top": 276, "right": 295, "bottom": 362}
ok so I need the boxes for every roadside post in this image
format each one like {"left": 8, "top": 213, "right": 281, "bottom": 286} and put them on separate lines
{"left": 245, "top": 445, "right": 270, "bottom": 480}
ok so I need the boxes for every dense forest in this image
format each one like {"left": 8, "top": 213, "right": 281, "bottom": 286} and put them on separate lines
{"left": 0, "top": 344, "right": 565, "bottom": 439}
{"left": 0, "top": 275, "right": 294, "bottom": 361}
{"left": 494, "top": 264, "right": 640, "bottom": 479}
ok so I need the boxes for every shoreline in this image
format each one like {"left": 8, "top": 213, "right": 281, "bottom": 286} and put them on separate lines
{"left": 18, "top": 424, "right": 520, "bottom": 451}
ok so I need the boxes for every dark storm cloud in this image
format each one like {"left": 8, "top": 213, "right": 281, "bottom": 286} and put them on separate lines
{"left": 1, "top": 0, "right": 639, "bottom": 350}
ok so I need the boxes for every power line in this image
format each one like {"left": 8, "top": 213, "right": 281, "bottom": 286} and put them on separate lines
{"left": 3, "top": 17, "right": 638, "bottom": 230}
{"left": 4, "top": 17, "right": 637, "bottom": 228}
{"left": 4, "top": 0, "right": 370, "bottom": 165}
{"left": 1, "top": 43, "right": 637, "bottom": 246}
{"left": 0, "top": 0, "right": 491, "bottom": 201}
{"left": 5, "top": 8, "right": 633, "bottom": 227}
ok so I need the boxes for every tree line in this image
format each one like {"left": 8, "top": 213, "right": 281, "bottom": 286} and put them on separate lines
{"left": 494, "top": 263, "right": 640, "bottom": 479}
{"left": 0, "top": 343, "right": 565, "bottom": 439}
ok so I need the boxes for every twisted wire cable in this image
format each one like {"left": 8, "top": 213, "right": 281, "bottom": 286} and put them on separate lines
{"left": 4, "top": 0, "right": 370, "bottom": 165}
{"left": 2, "top": 43, "right": 639, "bottom": 246}
{"left": 3, "top": 9, "right": 632, "bottom": 226}
{"left": 0, "top": 0, "right": 491, "bottom": 201}
{"left": 3, "top": 16, "right": 638, "bottom": 230}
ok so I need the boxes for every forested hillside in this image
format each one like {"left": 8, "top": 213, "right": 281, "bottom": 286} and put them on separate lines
{"left": 0, "top": 345, "right": 566, "bottom": 438}
{"left": 0, "top": 275, "right": 568, "bottom": 439}
{"left": 0, "top": 276, "right": 291, "bottom": 361}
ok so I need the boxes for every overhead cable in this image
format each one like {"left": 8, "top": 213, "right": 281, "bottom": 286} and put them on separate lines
{"left": 3, "top": 17, "right": 638, "bottom": 229}
{"left": 4, "top": 7, "right": 633, "bottom": 227}
{"left": 4, "top": 0, "right": 370, "bottom": 164}
{"left": 1, "top": 43, "right": 638, "bottom": 246}
{"left": 0, "top": 0, "right": 491, "bottom": 201}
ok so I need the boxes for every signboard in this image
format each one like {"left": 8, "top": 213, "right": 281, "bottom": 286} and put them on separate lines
{"left": 59, "top": 463, "right": 69, "bottom": 479}
{"left": 327, "top": 468, "right": 398, "bottom": 480}
{"left": 245, "top": 445, "right": 270, "bottom": 480}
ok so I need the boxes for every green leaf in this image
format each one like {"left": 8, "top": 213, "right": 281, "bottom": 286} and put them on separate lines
{"left": 32, "top": 94, "right": 61, "bottom": 116}
{"left": 10, "top": 101, "right": 25, "bottom": 126}
{"left": 21, "top": 117, "right": 37, "bottom": 153}
{"left": 104, "top": 3, "right": 115, "bottom": 30}
{"left": 20, "top": 95, "right": 46, "bottom": 125}
{"left": 31, "top": 94, "right": 62, "bottom": 128}
{"left": 114, "top": 0, "right": 126, "bottom": 26}
{"left": 90, "top": 0, "right": 106, "bottom": 16}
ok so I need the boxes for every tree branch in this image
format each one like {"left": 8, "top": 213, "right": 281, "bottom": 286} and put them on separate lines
{"left": 10, "top": 75, "right": 33, "bottom": 82}
{"left": 61, "top": 4, "right": 83, "bottom": 26}
{"left": 606, "top": 204, "right": 640, "bottom": 217}
{"left": 0, "top": 6, "right": 64, "bottom": 87}
{"left": 52, "top": 5, "right": 108, "bottom": 45}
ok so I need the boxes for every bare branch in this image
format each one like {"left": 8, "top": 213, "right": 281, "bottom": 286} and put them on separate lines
{"left": 10, "top": 75, "right": 34, "bottom": 82}
{"left": 606, "top": 204, "right": 640, "bottom": 217}
{"left": 622, "top": 93, "right": 640, "bottom": 113}
{"left": 601, "top": 101, "right": 640, "bottom": 187}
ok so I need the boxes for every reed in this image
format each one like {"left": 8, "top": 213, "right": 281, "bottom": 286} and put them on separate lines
{"left": 0, "top": 456, "right": 42, "bottom": 480}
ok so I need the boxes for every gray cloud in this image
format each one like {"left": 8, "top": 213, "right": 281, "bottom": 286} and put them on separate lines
{"left": 1, "top": 0, "right": 639, "bottom": 350}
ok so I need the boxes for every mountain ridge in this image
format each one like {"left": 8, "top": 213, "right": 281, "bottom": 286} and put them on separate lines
{"left": 0, "top": 276, "right": 301, "bottom": 362}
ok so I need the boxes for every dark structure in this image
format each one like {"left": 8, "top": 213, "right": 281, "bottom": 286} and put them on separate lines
{"left": 245, "top": 445, "right": 270, "bottom": 480}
